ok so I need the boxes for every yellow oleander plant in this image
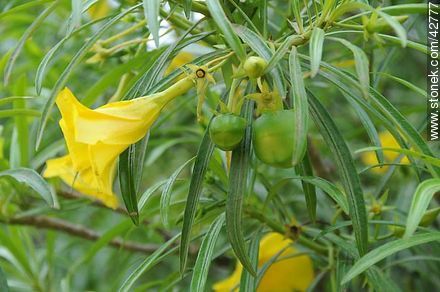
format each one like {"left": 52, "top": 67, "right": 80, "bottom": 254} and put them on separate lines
{"left": 0, "top": 1, "right": 438, "bottom": 292}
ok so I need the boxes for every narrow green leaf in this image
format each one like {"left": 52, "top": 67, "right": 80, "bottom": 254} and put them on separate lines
{"left": 0, "top": 168, "right": 58, "bottom": 208}
{"left": 226, "top": 100, "right": 256, "bottom": 276}
{"left": 36, "top": 3, "right": 142, "bottom": 149}
{"left": 300, "top": 55, "right": 440, "bottom": 177}
{"left": 292, "top": 0, "right": 304, "bottom": 33}
{"left": 206, "top": 0, "right": 246, "bottom": 61}
{"left": 346, "top": 96, "right": 384, "bottom": 165}
{"left": 180, "top": 129, "right": 215, "bottom": 274}
{"left": 356, "top": 146, "right": 440, "bottom": 168}
{"left": 404, "top": 179, "right": 440, "bottom": 238}
{"left": 264, "top": 36, "right": 297, "bottom": 74}
{"left": 376, "top": 72, "right": 426, "bottom": 97}
{"left": 189, "top": 213, "right": 225, "bottom": 292}
{"left": 183, "top": 0, "right": 192, "bottom": 19}
{"left": 327, "top": 31, "right": 427, "bottom": 54}
{"left": 295, "top": 153, "right": 317, "bottom": 222}
{"left": 342, "top": 232, "right": 440, "bottom": 284}
{"left": 36, "top": 18, "right": 99, "bottom": 95}
{"left": 143, "top": 0, "right": 160, "bottom": 48}
{"left": 67, "top": 0, "right": 82, "bottom": 35}
{"left": 0, "top": 266, "right": 8, "bottom": 292}
{"left": 308, "top": 92, "right": 368, "bottom": 256}
{"left": 328, "top": 37, "right": 370, "bottom": 98}
{"left": 0, "top": 109, "right": 40, "bottom": 118}
{"left": 139, "top": 179, "right": 168, "bottom": 212}
{"left": 376, "top": 10, "right": 407, "bottom": 47}
{"left": 240, "top": 231, "right": 260, "bottom": 292}
{"left": 289, "top": 46, "right": 309, "bottom": 165}
{"left": 118, "top": 144, "right": 141, "bottom": 225}
{"left": 161, "top": 157, "right": 195, "bottom": 228}
{"left": 4, "top": 0, "right": 60, "bottom": 85}
{"left": 309, "top": 28, "right": 325, "bottom": 77}
{"left": 0, "top": 96, "right": 36, "bottom": 106}
{"left": 0, "top": 0, "right": 55, "bottom": 21}
{"left": 119, "top": 234, "right": 180, "bottom": 292}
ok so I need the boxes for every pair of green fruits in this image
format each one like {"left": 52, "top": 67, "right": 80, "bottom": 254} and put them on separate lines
{"left": 209, "top": 110, "right": 295, "bottom": 168}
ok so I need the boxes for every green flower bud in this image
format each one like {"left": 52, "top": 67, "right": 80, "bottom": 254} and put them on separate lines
{"left": 243, "top": 56, "right": 267, "bottom": 78}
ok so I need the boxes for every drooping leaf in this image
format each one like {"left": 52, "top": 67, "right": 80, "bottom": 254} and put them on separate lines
{"left": 342, "top": 232, "right": 440, "bottom": 284}
{"left": 309, "top": 28, "right": 325, "bottom": 77}
{"left": 404, "top": 179, "right": 440, "bottom": 238}
{"left": 289, "top": 46, "right": 309, "bottom": 165}
{"left": 143, "top": 0, "right": 161, "bottom": 48}
{"left": 161, "top": 157, "right": 195, "bottom": 228}
{"left": 226, "top": 100, "right": 256, "bottom": 276}
{"left": 189, "top": 213, "right": 225, "bottom": 292}
{"left": 206, "top": 0, "right": 246, "bottom": 61}
{"left": 308, "top": 91, "right": 368, "bottom": 256}
{"left": 180, "top": 128, "right": 215, "bottom": 274}
{"left": 0, "top": 168, "right": 58, "bottom": 208}
{"left": 4, "top": 0, "right": 60, "bottom": 85}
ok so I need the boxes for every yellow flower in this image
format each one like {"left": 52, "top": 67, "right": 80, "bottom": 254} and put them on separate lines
{"left": 88, "top": 0, "right": 111, "bottom": 20}
{"left": 360, "top": 131, "right": 410, "bottom": 173}
{"left": 165, "top": 52, "right": 194, "bottom": 76}
{"left": 44, "top": 87, "right": 178, "bottom": 208}
{"left": 213, "top": 232, "right": 314, "bottom": 292}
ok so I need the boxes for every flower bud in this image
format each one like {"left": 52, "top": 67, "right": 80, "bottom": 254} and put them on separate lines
{"left": 243, "top": 56, "right": 267, "bottom": 78}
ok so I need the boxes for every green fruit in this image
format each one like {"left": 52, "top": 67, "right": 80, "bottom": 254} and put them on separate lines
{"left": 252, "top": 110, "right": 295, "bottom": 168}
{"left": 243, "top": 56, "right": 267, "bottom": 78}
{"left": 209, "top": 114, "right": 247, "bottom": 151}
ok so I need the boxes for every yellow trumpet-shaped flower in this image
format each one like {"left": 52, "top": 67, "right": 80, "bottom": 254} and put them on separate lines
{"left": 44, "top": 87, "right": 181, "bottom": 208}
{"left": 213, "top": 232, "right": 314, "bottom": 292}
{"left": 360, "top": 131, "right": 410, "bottom": 174}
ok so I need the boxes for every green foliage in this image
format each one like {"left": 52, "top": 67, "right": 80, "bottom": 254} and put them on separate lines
{"left": 0, "top": 0, "right": 438, "bottom": 291}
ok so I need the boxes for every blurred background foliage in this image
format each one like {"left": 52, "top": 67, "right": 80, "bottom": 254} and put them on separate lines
{"left": 0, "top": 0, "right": 439, "bottom": 291}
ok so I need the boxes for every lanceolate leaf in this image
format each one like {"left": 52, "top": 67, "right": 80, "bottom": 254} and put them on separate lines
{"left": 376, "top": 10, "right": 407, "bottom": 47}
{"left": 180, "top": 128, "right": 215, "bottom": 274}
{"left": 118, "top": 142, "right": 142, "bottom": 225}
{"left": 240, "top": 231, "right": 260, "bottom": 291}
{"left": 309, "top": 28, "right": 325, "bottom": 77}
{"left": 328, "top": 37, "right": 370, "bottom": 98}
{"left": 295, "top": 151, "right": 317, "bottom": 222}
{"left": 0, "top": 168, "right": 58, "bottom": 208}
{"left": 300, "top": 56, "right": 440, "bottom": 178}
{"left": 189, "top": 213, "right": 225, "bottom": 292}
{"left": 4, "top": 0, "right": 60, "bottom": 85}
{"left": 206, "top": 0, "right": 246, "bottom": 61}
{"left": 404, "top": 179, "right": 440, "bottom": 238}
{"left": 289, "top": 46, "right": 309, "bottom": 165}
{"left": 226, "top": 100, "right": 256, "bottom": 276}
{"left": 119, "top": 234, "right": 180, "bottom": 292}
{"left": 143, "top": 0, "right": 160, "bottom": 48}
{"left": 308, "top": 92, "right": 368, "bottom": 256}
{"left": 0, "top": 266, "right": 9, "bottom": 292}
{"left": 342, "top": 232, "right": 440, "bottom": 284}
{"left": 161, "top": 157, "right": 195, "bottom": 228}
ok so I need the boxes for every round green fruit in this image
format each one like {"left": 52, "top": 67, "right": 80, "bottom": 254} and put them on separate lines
{"left": 209, "top": 114, "right": 247, "bottom": 151}
{"left": 252, "top": 110, "right": 295, "bottom": 168}
{"left": 243, "top": 56, "right": 267, "bottom": 78}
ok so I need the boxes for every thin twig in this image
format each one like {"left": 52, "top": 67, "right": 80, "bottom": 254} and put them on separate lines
{"left": 0, "top": 215, "right": 159, "bottom": 254}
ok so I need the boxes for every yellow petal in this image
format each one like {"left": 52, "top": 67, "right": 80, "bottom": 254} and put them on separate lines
{"left": 88, "top": 0, "right": 110, "bottom": 20}
{"left": 44, "top": 155, "right": 118, "bottom": 208}
{"left": 165, "top": 52, "right": 194, "bottom": 76}
{"left": 213, "top": 232, "right": 314, "bottom": 292}
{"left": 360, "top": 131, "right": 410, "bottom": 173}
{"left": 71, "top": 93, "right": 171, "bottom": 145}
